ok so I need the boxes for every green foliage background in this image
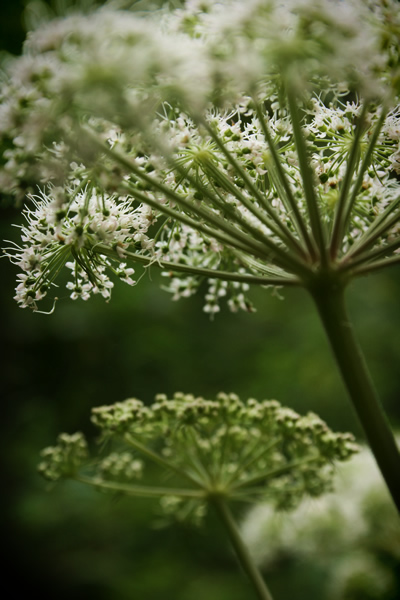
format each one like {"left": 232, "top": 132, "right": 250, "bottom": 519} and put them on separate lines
{"left": 1, "top": 3, "right": 399, "bottom": 598}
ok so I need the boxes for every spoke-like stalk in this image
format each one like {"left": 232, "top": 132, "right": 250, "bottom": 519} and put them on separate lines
{"left": 124, "top": 434, "right": 203, "bottom": 488}
{"left": 82, "top": 125, "right": 269, "bottom": 260}
{"left": 230, "top": 455, "right": 320, "bottom": 492}
{"left": 309, "top": 279, "right": 400, "bottom": 511}
{"left": 333, "top": 110, "right": 387, "bottom": 256}
{"left": 200, "top": 118, "right": 308, "bottom": 256}
{"left": 349, "top": 254, "right": 400, "bottom": 277}
{"left": 84, "top": 123, "right": 314, "bottom": 275}
{"left": 173, "top": 160, "right": 288, "bottom": 248}
{"left": 152, "top": 117, "right": 301, "bottom": 256}
{"left": 95, "top": 243, "right": 301, "bottom": 287}
{"left": 183, "top": 428, "right": 214, "bottom": 484}
{"left": 330, "top": 103, "right": 369, "bottom": 257}
{"left": 121, "top": 181, "right": 268, "bottom": 259}
{"left": 340, "top": 236, "right": 400, "bottom": 272}
{"left": 212, "top": 496, "right": 275, "bottom": 600}
{"left": 84, "top": 124, "right": 306, "bottom": 272}
{"left": 345, "top": 197, "right": 400, "bottom": 260}
{"left": 254, "top": 100, "right": 317, "bottom": 259}
{"left": 230, "top": 250, "right": 294, "bottom": 278}
{"left": 76, "top": 475, "right": 205, "bottom": 499}
{"left": 172, "top": 158, "right": 310, "bottom": 272}
{"left": 225, "top": 438, "right": 281, "bottom": 488}
{"left": 201, "top": 159, "right": 304, "bottom": 258}
{"left": 287, "top": 89, "right": 327, "bottom": 264}
{"left": 110, "top": 161, "right": 276, "bottom": 263}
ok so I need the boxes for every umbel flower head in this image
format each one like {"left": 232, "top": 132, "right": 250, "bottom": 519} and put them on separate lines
{"left": 38, "top": 392, "right": 358, "bottom": 522}
{"left": 2, "top": 0, "right": 400, "bottom": 314}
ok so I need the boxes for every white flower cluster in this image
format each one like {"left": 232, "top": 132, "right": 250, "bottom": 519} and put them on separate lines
{"left": 170, "top": 0, "right": 399, "bottom": 100}
{"left": 5, "top": 92, "right": 400, "bottom": 312}
{"left": 6, "top": 187, "right": 157, "bottom": 309}
{"left": 1, "top": 0, "right": 398, "bottom": 197}
{"left": 2, "top": 0, "right": 400, "bottom": 314}
{"left": 0, "top": 5, "right": 208, "bottom": 201}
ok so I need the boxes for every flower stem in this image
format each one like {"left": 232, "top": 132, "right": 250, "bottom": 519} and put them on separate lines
{"left": 254, "top": 100, "right": 317, "bottom": 259}
{"left": 124, "top": 434, "right": 203, "bottom": 487}
{"left": 287, "top": 89, "right": 327, "bottom": 265}
{"left": 212, "top": 496, "right": 275, "bottom": 600}
{"left": 330, "top": 103, "right": 368, "bottom": 257}
{"left": 309, "top": 279, "right": 400, "bottom": 512}
{"left": 350, "top": 255, "right": 400, "bottom": 277}
{"left": 76, "top": 475, "right": 205, "bottom": 499}
{"left": 333, "top": 109, "right": 387, "bottom": 256}
{"left": 96, "top": 243, "right": 300, "bottom": 286}
{"left": 201, "top": 122, "right": 309, "bottom": 259}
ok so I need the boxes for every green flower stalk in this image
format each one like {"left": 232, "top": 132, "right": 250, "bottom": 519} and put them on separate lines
{"left": 2, "top": 0, "right": 400, "bottom": 507}
{"left": 38, "top": 392, "right": 359, "bottom": 600}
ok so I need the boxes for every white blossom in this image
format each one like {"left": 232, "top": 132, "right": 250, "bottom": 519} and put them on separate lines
{"left": 1, "top": 0, "right": 400, "bottom": 314}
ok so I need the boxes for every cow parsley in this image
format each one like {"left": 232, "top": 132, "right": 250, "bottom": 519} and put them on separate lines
{"left": 2, "top": 0, "right": 400, "bottom": 576}
{"left": 38, "top": 391, "right": 358, "bottom": 519}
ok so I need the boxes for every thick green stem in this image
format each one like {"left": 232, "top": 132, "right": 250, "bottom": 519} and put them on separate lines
{"left": 212, "top": 496, "right": 275, "bottom": 600}
{"left": 309, "top": 280, "right": 400, "bottom": 512}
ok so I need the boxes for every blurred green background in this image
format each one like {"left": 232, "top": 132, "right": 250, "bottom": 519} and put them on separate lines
{"left": 1, "top": 2, "right": 400, "bottom": 599}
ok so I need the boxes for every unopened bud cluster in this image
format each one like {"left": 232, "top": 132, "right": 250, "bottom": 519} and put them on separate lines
{"left": 99, "top": 452, "right": 143, "bottom": 483}
{"left": 38, "top": 432, "right": 88, "bottom": 481}
{"left": 39, "top": 393, "right": 358, "bottom": 519}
